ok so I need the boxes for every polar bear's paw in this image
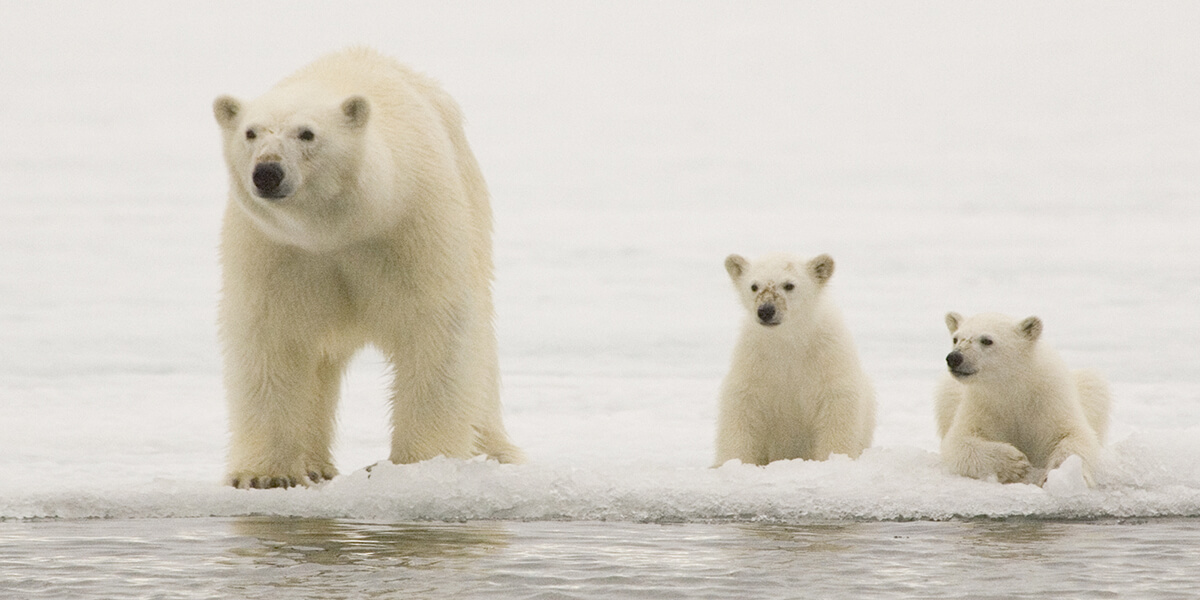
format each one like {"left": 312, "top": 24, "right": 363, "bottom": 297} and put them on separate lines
{"left": 990, "top": 444, "right": 1033, "bottom": 484}
{"left": 229, "top": 465, "right": 338, "bottom": 489}
{"left": 483, "top": 442, "right": 526, "bottom": 465}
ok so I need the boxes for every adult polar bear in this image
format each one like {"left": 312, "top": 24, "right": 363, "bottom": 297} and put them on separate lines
{"left": 214, "top": 48, "right": 522, "bottom": 489}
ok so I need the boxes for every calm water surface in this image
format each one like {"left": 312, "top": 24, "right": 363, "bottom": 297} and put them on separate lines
{"left": 2, "top": 517, "right": 1198, "bottom": 599}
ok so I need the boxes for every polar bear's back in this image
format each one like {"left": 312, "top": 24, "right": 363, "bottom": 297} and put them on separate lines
{"left": 266, "top": 48, "right": 466, "bottom": 163}
{"left": 279, "top": 47, "right": 449, "bottom": 109}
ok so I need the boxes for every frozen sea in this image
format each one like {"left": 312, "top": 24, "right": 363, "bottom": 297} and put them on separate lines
{"left": 3, "top": 1, "right": 1200, "bottom": 598}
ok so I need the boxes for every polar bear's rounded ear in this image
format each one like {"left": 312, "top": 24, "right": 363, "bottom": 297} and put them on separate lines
{"left": 725, "top": 254, "right": 749, "bottom": 281}
{"left": 808, "top": 254, "right": 835, "bottom": 284}
{"left": 342, "top": 95, "right": 370, "bottom": 128}
{"left": 945, "top": 312, "right": 963, "bottom": 334}
{"left": 213, "top": 96, "right": 241, "bottom": 129}
{"left": 1019, "top": 316, "right": 1043, "bottom": 341}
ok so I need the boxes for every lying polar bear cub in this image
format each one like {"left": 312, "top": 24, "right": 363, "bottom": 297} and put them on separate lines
{"left": 714, "top": 253, "right": 876, "bottom": 466}
{"left": 936, "top": 312, "right": 1111, "bottom": 487}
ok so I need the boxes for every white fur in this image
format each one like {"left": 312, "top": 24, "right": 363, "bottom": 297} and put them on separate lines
{"left": 714, "top": 253, "right": 876, "bottom": 466}
{"left": 213, "top": 48, "right": 521, "bottom": 489}
{"left": 936, "top": 312, "right": 1110, "bottom": 487}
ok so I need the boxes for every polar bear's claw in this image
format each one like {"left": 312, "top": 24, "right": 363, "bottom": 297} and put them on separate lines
{"left": 229, "top": 466, "right": 337, "bottom": 489}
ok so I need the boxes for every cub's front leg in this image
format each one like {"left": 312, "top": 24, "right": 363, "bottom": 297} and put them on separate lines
{"left": 1042, "top": 429, "right": 1102, "bottom": 487}
{"left": 713, "top": 384, "right": 769, "bottom": 467}
{"left": 941, "top": 432, "right": 1032, "bottom": 484}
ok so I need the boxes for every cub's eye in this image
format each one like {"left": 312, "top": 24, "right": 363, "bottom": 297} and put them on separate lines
{"left": 952, "top": 337, "right": 959, "bottom": 344}
{"left": 750, "top": 284, "right": 759, "bottom": 292}
{"left": 782, "top": 282, "right": 795, "bottom": 292}
{"left": 245, "top": 129, "right": 256, "bottom": 140}
{"left": 980, "top": 337, "right": 994, "bottom": 346}
{"left": 299, "top": 129, "right": 315, "bottom": 141}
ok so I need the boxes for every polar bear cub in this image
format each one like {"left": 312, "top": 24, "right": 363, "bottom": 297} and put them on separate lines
{"left": 714, "top": 253, "right": 876, "bottom": 466}
{"left": 936, "top": 312, "right": 1111, "bottom": 486}
{"left": 213, "top": 48, "right": 522, "bottom": 489}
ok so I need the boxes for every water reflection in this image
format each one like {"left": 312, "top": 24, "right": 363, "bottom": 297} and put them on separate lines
{"left": 229, "top": 517, "right": 511, "bottom": 568}
{"left": 2, "top": 518, "right": 1197, "bottom": 598}
{"left": 958, "top": 519, "right": 1069, "bottom": 561}
{"left": 738, "top": 519, "right": 1077, "bottom": 562}
{"left": 737, "top": 522, "right": 857, "bottom": 554}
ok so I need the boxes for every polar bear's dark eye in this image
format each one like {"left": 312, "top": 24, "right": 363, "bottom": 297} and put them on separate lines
{"left": 299, "top": 129, "right": 315, "bottom": 141}
{"left": 952, "top": 337, "right": 959, "bottom": 344}
{"left": 980, "top": 337, "right": 994, "bottom": 346}
{"left": 245, "top": 129, "right": 256, "bottom": 140}
{"left": 750, "top": 284, "right": 758, "bottom": 292}
{"left": 782, "top": 282, "right": 795, "bottom": 292}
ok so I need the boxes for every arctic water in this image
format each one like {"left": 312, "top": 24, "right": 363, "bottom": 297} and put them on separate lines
{"left": 3, "top": 2, "right": 1200, "bottom": 598}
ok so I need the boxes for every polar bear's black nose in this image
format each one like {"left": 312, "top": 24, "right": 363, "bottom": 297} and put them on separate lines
{"left": 946, "top": 351, "right": 964, "bottom": 369}
{"left": 757, "top": 303, "right": 776, "bottom": 324}
{"left": 253, "top": 162, "right": 285, "bottom": 197}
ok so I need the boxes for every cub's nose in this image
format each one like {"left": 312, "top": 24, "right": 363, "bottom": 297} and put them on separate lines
{"left": 946, "top": 351, "right": 964, "bottom": 369}
{"left": 757, "top": 303, "right": 776, "bottom": 324}
{"left": 252, "top": 162, "right": 285, "bottom": 197}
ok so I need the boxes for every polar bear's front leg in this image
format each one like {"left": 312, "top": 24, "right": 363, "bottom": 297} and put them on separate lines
{"left": 383, "top": 330, "right": 483, "bottom": 464}
{"left": 224, "top": 347, "right": 344, "bottom": 489}
{"left": 386, "top": 373, "right": 480, "bottom": 464}
{"left": 810, "top": 387, "right": 874, "bottom": 460}
{"left": 714, "top": 419, "right": 763, "bottom": 467}
{"left": 941, "top": 431, "right": 1032, "bottom": 484}
{"left": 714, "top": 386, "right": 767, "bottom": 466}
{"left": 1043, "top": 429, "right": 1101, "bottom": 487}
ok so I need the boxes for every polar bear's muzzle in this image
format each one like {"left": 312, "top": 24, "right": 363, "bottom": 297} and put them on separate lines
{"left": 757, "top": 302, "right": 781, "bottom": 326}
{"left": 754, "top": 289, "right": 785, "bottom": 327}
{"left": 946, "top": 350, "right": 976, "bottom": 378}
{"left": 252, "top": 162, "right": 289, "bottom": 200}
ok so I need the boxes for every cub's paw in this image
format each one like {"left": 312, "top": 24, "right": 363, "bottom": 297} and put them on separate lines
{"left": 228, "top": 466, "right": 338, "bottom": 489}
{"left": 992, "top": 445, "right": 1033, "bottom": 484}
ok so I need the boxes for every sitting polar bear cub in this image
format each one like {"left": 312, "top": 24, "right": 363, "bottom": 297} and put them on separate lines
{"left": 714, "top": 253, "right": 876, "bottom": 466}
{"left": 213, "top": 48, "right": 522, "bottom": 489}
{"left": 936, "top": 312, "right": 1111, "bottom": 487}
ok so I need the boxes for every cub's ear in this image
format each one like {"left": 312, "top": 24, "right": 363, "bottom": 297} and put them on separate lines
{"left": 213, "top": 96, "right": 241, "bottom": 129}
{"left": 724, "top": 254, "right": 749, "bottom": 281}
{"left": 342, "top": 95, "right": 370, "bottom": 128}
{"left": 808, "top": 254, "right": 835, "bottom": 284}
{"left": 945, "top": 312, "right": 963, "bottom": 334}
{"left": 1019, "top": 316, "right": 1043, "bottom": 341}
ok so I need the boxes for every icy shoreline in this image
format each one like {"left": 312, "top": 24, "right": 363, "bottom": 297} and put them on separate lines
{"left": 8, "top": 436, "right": 1200, "bottom": 523}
